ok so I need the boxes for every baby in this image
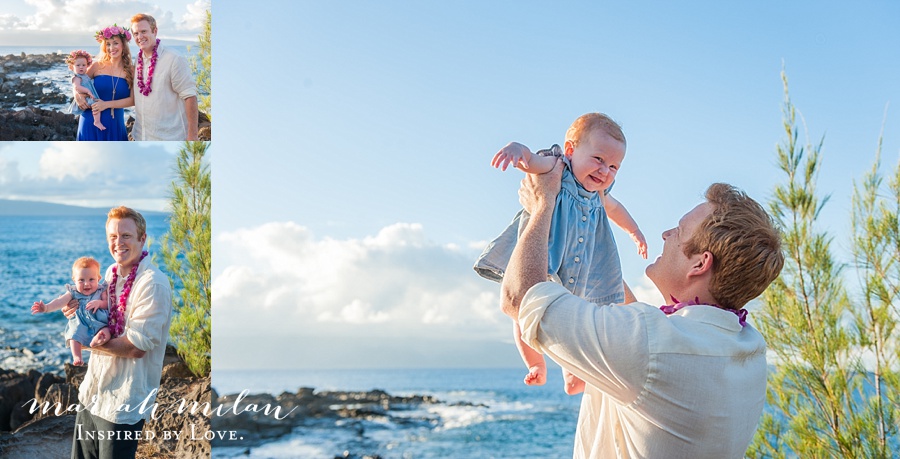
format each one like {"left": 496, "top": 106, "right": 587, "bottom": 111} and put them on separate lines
{"left": 475, "top": 113, "right": 646, "bottom": 394}
{"left": 63, "top": 50, "right": 105, "bottom": 131}
{"left": 32, "top": 256, "right": 110, "bottom": 366}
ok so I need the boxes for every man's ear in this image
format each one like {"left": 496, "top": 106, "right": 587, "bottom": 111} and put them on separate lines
{"left": 688, "top": 251, "right": 714, "bottom": 278}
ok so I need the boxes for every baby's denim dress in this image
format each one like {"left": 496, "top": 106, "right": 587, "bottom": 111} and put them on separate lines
{"left": 64, "top": 73, "right": 99, "bottom": 115}
{"left": 64, "top": 281, "right": 110, "bottom": 346}
{"left": 474, "top": 145, "right": 624, "bottom": 304}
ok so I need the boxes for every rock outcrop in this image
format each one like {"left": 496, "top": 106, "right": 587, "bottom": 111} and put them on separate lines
{"left": 0, "top": 106, "right": 78, "bottom": 141}
{"left": 0, "top": 346, "right": 211, "bottom": 459}
{"left": 0, "top": 53, "right": 69, "bottom": 109}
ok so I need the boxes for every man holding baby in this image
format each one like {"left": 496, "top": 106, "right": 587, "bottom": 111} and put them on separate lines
{"left": 502, "top": 160, "right": 784, "bottom": 458}
{"left": 65, "top": 206, "right": 172, "bottom": 459}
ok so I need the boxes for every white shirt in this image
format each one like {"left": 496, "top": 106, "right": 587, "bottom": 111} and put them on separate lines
{"left": 519, "top": 282, "right": 767, "bottom": 459}
{"left": 132, "top": 44, "right": 197, "bottom": 141}
{"left": 78, "top": 256, "right": 173, "bottom": 424}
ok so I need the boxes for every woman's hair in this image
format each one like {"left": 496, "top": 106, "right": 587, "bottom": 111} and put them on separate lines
{"left": 97, "top": 36, "right": 135, "bottom": 89}
{"left": 107, "top": 206, "right": 147, "bottom": 239}
{"left": 130, "top": 13, "right": 158, "bottom": 31}
{"left": 683, "top": 183, "right": 785, "bottom": 309}
{"left": 565, "top": 113, "right": 626, "bottom": 148}
{"left": 71, "top": 256, "right": 101, "bottom": 276}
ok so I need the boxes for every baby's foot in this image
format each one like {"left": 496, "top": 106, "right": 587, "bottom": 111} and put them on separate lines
{"left": 564, "top": 373, "right": 586, "bottom": 395}
{"left": 72, "top": 356, "right": 83, "bottom": 366}
{"left": 91, "top": 327, "right": 111, "bottom": 347}
{"left": 524, "top": 364, "right": 547, "bottom": 386}
{"left": 94, "top": 120, "right": 106, "bottom": 131}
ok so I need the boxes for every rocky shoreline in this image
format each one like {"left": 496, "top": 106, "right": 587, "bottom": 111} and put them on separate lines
{"left": 0, "top": 52, "right": 211, "bottom": 141}
{"left": 211, "top": 387, "right": 458, "bottom": 458}
{"left": 0, "top": 53, "right": 69, "bottom": 109}
{"left": 0, "top": 345, "right": 210, "bottom": 459}
{"left": 0, "top": 346, "right": 473, "bottom": 459}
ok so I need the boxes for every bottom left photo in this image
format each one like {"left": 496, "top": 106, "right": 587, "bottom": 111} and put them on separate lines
{"left": 0, "top": 141, "right": 211, "bottom": 459}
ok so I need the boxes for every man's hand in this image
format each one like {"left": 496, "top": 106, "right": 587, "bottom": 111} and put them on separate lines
{"left": 61, "top": 298, "right": 79, "bottom": 319}
{"left": 518, "top": 158, "right": 563, "bottom": 215}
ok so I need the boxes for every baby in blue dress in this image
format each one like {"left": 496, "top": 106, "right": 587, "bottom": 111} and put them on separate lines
{"left": 64, "top": 50, "right": 105, "bottom": 131}
{"left": 31, "top": 256, "right": 111, "bottom": 366}
{"left": 475, "top": 113, "right": 647, "bottom": 394}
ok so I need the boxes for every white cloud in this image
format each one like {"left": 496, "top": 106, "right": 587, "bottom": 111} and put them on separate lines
{"left": 213, "top": 222, "right": 507, "bottom": 340}
{"left": 181, "top": 0, "right": 209, "bottom": 32}
{"left": 38, "top": 143, "right": 108, "bottom": 180}
{"left": 630, "top": 274, "right": 665, "bottom": 306}
{"left": 0, "top": 0, "right": 203, "bottom": 42}
{"left": 0, "top": 14, "right": 25, "bottom": 29}
{"left": 0, "top": 143, "right": 173, "bottom": 210}
{"left": 317, "top": 299, "right": 390, "bottom": 324}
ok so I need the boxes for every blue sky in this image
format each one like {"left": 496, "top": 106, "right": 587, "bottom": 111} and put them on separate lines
{"left": 211, "top": 1, "right": 900, "bottom": 370}
{"left": 6, "top": 1, "right": 897, "bottom": 371}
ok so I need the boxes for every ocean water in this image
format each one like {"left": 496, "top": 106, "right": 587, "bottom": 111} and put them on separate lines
{"left": 0, "top": 45, "right": 199, "bottom": 112}
{"left": 0, "top": 214, "right": 169, "bottom": 374}
{"left": 211, "top": 367, "right": 582, "bottom": 458}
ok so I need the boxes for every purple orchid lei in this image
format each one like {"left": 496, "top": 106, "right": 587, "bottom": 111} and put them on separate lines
{"left": 659, "top": 295, "right": 748, "bottom": 327}
{"left": 137, "top": 39, "right": 160, "bottom": 97}
{"left": 107, "top": 250, "right": 149, "bottom": 338}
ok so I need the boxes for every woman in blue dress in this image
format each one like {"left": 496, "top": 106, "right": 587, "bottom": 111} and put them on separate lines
{"left": 75, "top": 25, "right": 135, "bottom": 141}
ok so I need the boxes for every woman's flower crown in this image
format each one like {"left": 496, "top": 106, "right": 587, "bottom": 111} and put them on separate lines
{"left": 94, "top": 24, "right": 132, "bottom": 43}
{"left": 64, "top": 49, "right": 93, "bottom": 66}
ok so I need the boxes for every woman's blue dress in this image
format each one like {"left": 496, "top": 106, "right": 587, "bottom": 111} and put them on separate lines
{"left": 76, "top": 74, "right": 130, "bottom": 141}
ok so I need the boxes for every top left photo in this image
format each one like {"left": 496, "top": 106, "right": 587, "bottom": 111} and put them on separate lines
{"left": 0, "top": 0, "right": 211, "bottom": 142}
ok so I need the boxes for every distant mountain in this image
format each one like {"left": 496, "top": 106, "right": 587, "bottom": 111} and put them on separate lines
{"left": 0, "top": 199, "right": 167, "bottom": 217}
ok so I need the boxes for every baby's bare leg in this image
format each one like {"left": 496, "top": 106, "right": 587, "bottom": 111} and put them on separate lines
{"left": 514, "top": 322, "right": 547, "bottom": 386}
{"left": 562, "top": 368, "right": 585, "bottom": 395}
{"left": 91, "top": 327, "right": 110, "bottom": 347}
{"left": 70, "top": 340, "right": 83, "bottom": 366}
{"left": 91, "top": 105, "right": 106, "bottom": 131}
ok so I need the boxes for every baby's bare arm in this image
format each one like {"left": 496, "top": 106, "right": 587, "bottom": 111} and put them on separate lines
{"left": 71, "top": 76, "right": 93, "bottom": 96}
{"left": 604, "top": 194, "right": 635, "bottom": 232}
{"left": 36, "top": 291, "right": 74, "bottom": 313}
{"left": 85, "top": 289, "right": 109, "bottom": 312}
{"left": 604, "top": 194, "right": 648, "bottom": 259}
{"left": 492, "top": 142, "right": 557, "bottom": 174}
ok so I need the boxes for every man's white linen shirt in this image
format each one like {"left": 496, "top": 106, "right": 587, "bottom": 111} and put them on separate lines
{"left": 519, "top": 282, "right": 767, "bottom": 459}
{"left": 132, "top": 43, "right": 197, "bottom": 141}
{"left": 78, "top": 256, "right": 173, "bottom": 425}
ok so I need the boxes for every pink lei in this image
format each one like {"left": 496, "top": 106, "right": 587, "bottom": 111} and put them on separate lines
{"left": 136, "top": 39, "right": 160, "bottom": 96}
{"left": 659, "top": 295, "right": 748, "bottom": 327}
{"left": 107, "top": 250, "right": 149, "bottom": 337}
